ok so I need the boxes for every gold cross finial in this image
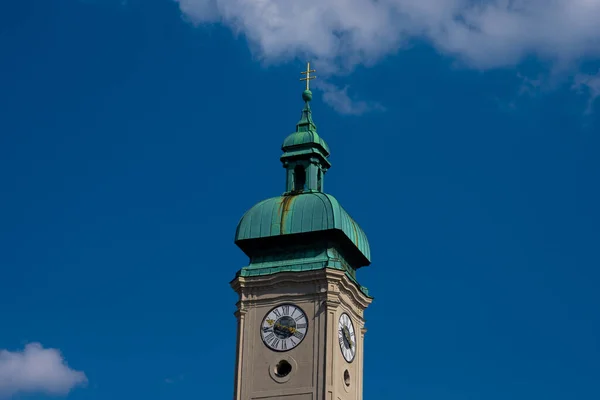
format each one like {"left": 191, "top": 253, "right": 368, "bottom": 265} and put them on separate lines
{"left": 300, "top": 62, "right": 316, "bottom": 90}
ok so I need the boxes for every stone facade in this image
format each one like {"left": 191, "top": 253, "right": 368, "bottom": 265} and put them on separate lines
{"left": 231, "top": 268, "right": 372, "bottom": 400}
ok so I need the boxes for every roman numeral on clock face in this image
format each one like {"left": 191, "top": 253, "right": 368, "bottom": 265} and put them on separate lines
{"left": 338, "top": 312, "right": 356, "bottom": 362}
{"left": 261, "top": 304, "right": 309, "bottom": 352}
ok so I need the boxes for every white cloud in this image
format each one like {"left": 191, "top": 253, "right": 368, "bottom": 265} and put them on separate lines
{"left": 0, "top": 343, "right": 87, "bottom": 398}
{"left": 175, "top": 0, "right": 600, "bottom": 112}
{"left": 175, "top": 0, "right": 600, "bottom": 69}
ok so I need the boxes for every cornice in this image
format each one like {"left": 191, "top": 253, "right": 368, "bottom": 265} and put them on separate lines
{"left": 231, "top": 268, "right": 372, "bottom": 313}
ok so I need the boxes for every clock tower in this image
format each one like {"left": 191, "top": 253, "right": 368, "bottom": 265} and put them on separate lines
{"left": 231, "top": 66, "right": 373, "bottom": 400}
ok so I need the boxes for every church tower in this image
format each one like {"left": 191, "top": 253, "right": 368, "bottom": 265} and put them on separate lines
{"left": 231, "top": 65, "right": 373, "bottom": 400}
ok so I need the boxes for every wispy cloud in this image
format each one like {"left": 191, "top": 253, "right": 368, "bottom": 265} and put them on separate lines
{"left": 315, "top": 81, "right": 385, "bottom": 115}
{"left": 572, "top": 70, "right": 600, "bottom": 114}
{"left": 517, "top": 73, "right": 544, "bottom": 97}
{"left": 175, "top": 0, "right": 600, "bottom": 113}
{"left": 0, "top": 343, "right": 87, "bottom": 398}
{"left": 164, "top": 374, "right": 184, "bottom": 384}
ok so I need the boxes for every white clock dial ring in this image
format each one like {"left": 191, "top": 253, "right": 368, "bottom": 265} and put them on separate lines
{"left": 261, "top": 304, "right": 308, "bottom": 352}
{"left": 338, "top": 312, "right": 356, "bottom": 363}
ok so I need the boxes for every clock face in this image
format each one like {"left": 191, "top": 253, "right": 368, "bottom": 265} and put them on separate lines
{"left": 338, "top": 313, "right": 356, "bottom": 363}
{"left": 260, "top": 304, "right": 308, "bottom": 352}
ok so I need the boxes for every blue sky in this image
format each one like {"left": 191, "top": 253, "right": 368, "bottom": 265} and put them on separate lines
{"left": 0, "top": 0, "right": 599, "bottom": 399}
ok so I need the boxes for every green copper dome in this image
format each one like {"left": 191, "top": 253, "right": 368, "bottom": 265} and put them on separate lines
{"left": 235, "top": 192, "right": 371, "bottom": 266}
{"left": 234, "top": 82, "right": 371, "bottom": 285}
{"left": 282, "top": 130, "right": 330, "bottom": 155}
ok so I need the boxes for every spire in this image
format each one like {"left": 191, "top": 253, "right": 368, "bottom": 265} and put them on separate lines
{"left": 296, "top": 92, "right": 317, "bottom": 133}
{"left": 280, "top": 63, "right": 331, "bottom": 194}
{"left": 297, "top": 62, "right": 317, "bottom": 133}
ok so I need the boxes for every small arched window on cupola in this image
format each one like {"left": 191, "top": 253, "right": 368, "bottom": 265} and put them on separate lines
{"left": 294, "top": 165, "right": 306, "bottom": 192}
{"left": 317, "top": 169, "right": 322, "bottom": 191}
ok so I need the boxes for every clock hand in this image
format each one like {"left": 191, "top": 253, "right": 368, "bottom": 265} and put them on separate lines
{"left": 273, "top": 323, "right": 297, "bottom": 334}
{"left": 342, "top": 328, "right": 353, "bottom": 348}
